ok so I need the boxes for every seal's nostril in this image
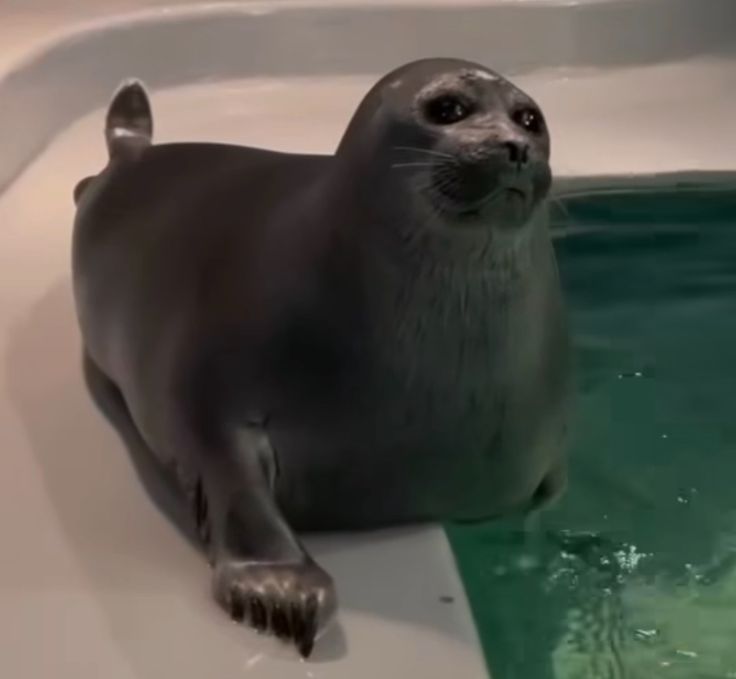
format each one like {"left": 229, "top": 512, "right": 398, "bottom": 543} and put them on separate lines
{"left": 504, "top": 141, "right": 529, "bottom": 166}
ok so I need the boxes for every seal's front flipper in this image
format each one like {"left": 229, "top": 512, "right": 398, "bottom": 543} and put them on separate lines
{"left": 213, "top": 557, "right": 334, "bottom": 658}
{"left": 519, "top": 458, "right": 568, "bottom": 553}
{"left": 105, "top": 79, "right": 153, "bottom": 162}
{"left": 529, "top": 457, "right": 568, "bottom": 516}
{"left": 195, "top": 427, "right": 336, "bottom": 658}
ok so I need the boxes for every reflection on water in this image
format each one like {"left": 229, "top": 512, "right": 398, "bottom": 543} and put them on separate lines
{"left": 447, "top": 186, "right": 736, "bottom": 678}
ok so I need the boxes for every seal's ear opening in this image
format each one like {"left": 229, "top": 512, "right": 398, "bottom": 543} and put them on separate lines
{"left": 105, "top": 79, "right": 154, "bottom": 162}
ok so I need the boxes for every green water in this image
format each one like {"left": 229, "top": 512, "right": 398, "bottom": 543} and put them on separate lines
{"left": 447, "top": 184, "right": 736, "bottom": 679}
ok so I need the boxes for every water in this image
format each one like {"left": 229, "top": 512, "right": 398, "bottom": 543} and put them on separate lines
{"left": 448, "top": 186, "right": 736, "bottom": 678}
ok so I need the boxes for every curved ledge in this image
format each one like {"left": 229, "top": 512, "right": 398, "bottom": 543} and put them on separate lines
{"left": 555, "top": 171, "right": 736, "bottom": 198}
{"left": 1, "top": 0, "right": 735, "bottom": 193}
{"left": 550, "top": 170, "right": 736, "bottom": 235}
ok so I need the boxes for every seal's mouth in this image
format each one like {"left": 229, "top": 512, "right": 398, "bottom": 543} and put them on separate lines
{"left": 436, "top": 183, "right": 530, "bottom": 223}
{"left": 422, "top": 158, "right": 534, "bottom": 222}
{"left": 505, "top": 187, "right": 526, "bottom": 200}
{"left": 432, "top": 162, "right": 496, "bottom": 206}
{"left": 390, "top": 148, "right": 544, "bottom": 227}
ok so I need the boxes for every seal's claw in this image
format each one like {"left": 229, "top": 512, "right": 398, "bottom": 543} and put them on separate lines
{"left": 213, "top": 559, "right": 336, "bottom": 658}
{"left": 228, "top": 589, "right": 245, "bottom": 623}
{"left": 290, "top": 599, "right": 306, "bottom": 649}
{"left": 271, "top": 602, "right": 292, "bottom": 641}
{"left": 252, "top": 598, "right": 268, "bottom": 632}
{"left": 299, "top": 593, "right": 319, "bottom": 657}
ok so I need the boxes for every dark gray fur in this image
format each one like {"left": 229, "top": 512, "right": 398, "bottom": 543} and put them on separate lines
{"left": 72, "top": 58, "right": 572, "bottom": 658}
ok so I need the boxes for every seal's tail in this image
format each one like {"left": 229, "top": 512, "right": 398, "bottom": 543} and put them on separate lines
{"left": 73, "top": 79, "right": 153, "bottom": 206}
{"left": 105, "top": 78, "right": 153, "bottom": 161}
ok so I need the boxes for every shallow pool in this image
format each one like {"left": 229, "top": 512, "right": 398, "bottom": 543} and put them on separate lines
{"left": 450, "top": 185, "right": 736, "bottom": 678}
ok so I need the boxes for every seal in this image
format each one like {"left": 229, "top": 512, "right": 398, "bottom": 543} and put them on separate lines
{"left": 72, "top": 58, "right": 572, "bottom": 657}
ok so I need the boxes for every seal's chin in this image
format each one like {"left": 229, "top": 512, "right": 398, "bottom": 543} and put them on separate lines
{"left": 433, "top": 184, "right": 535, "bottom": 228}
{"left": 418, "top": 160, "right": 542, "bottom": 229}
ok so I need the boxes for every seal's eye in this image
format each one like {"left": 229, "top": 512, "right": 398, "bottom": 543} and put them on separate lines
{"left": 512, "top": 107, "right": 544, "bottom": 134}
{"left": 424, "top": 95, "right": 473, "bottom": 126}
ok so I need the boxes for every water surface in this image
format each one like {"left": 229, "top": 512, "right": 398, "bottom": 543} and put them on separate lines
{"left": 448, "top": 186, "right": 736, "bottom": 678}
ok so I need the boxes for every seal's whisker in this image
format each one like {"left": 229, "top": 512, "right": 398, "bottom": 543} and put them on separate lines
{"left": 411, "top": 162, "right": 459, "bottom": 194}
{"left": 411, "top": 173, "right": 441, "bottom": 190}
{"left": 391, "top": 162, "right": 437, "bottom": 170}
{"left": 393, "top": 146, "right": 456, "bottom": 161}
{"left": 408, "top": 167, "right": 453, "bottom": 194}
{"left": 432, "top": 164, "right": 459, "bottom": 180}
{"left": 430, "top": 172, "right": 461, "bottom": 194}
{"left": 420, "top": 172, "right": 463, "bottom": 203}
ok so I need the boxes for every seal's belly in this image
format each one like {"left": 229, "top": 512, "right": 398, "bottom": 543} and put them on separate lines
{"left": 272, "top": 378, "right": 564, "bottom": 530}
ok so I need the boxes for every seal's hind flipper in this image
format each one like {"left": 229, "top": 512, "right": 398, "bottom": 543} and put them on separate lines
{"left": 105, "top": 79, "right": 153, "bottom": 161}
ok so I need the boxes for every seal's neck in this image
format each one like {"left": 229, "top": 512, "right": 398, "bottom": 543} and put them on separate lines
{"left": 328, "top": 151, "right": 547, "bottom": 281}
{"left": 350, "top": 204, "right": 553, "bottom": 381}
{"left": 323, "top": 160, "right": 554, "bottom": 371}
{"left": 357, "top": 200, "right": 549, "bottom": 292}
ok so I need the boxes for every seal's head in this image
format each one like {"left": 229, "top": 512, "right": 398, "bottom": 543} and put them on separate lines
{"left": 337, "top": 58, "right": 551, "bottom": 232}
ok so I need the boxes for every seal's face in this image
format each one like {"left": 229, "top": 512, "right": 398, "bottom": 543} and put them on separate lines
{"left": 381, "top": 61, "right": 552, "bottom": 230}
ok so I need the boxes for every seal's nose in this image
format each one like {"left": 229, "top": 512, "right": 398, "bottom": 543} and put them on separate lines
{"left": 503, "top": 141, "right": 529, "bottom": 168}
